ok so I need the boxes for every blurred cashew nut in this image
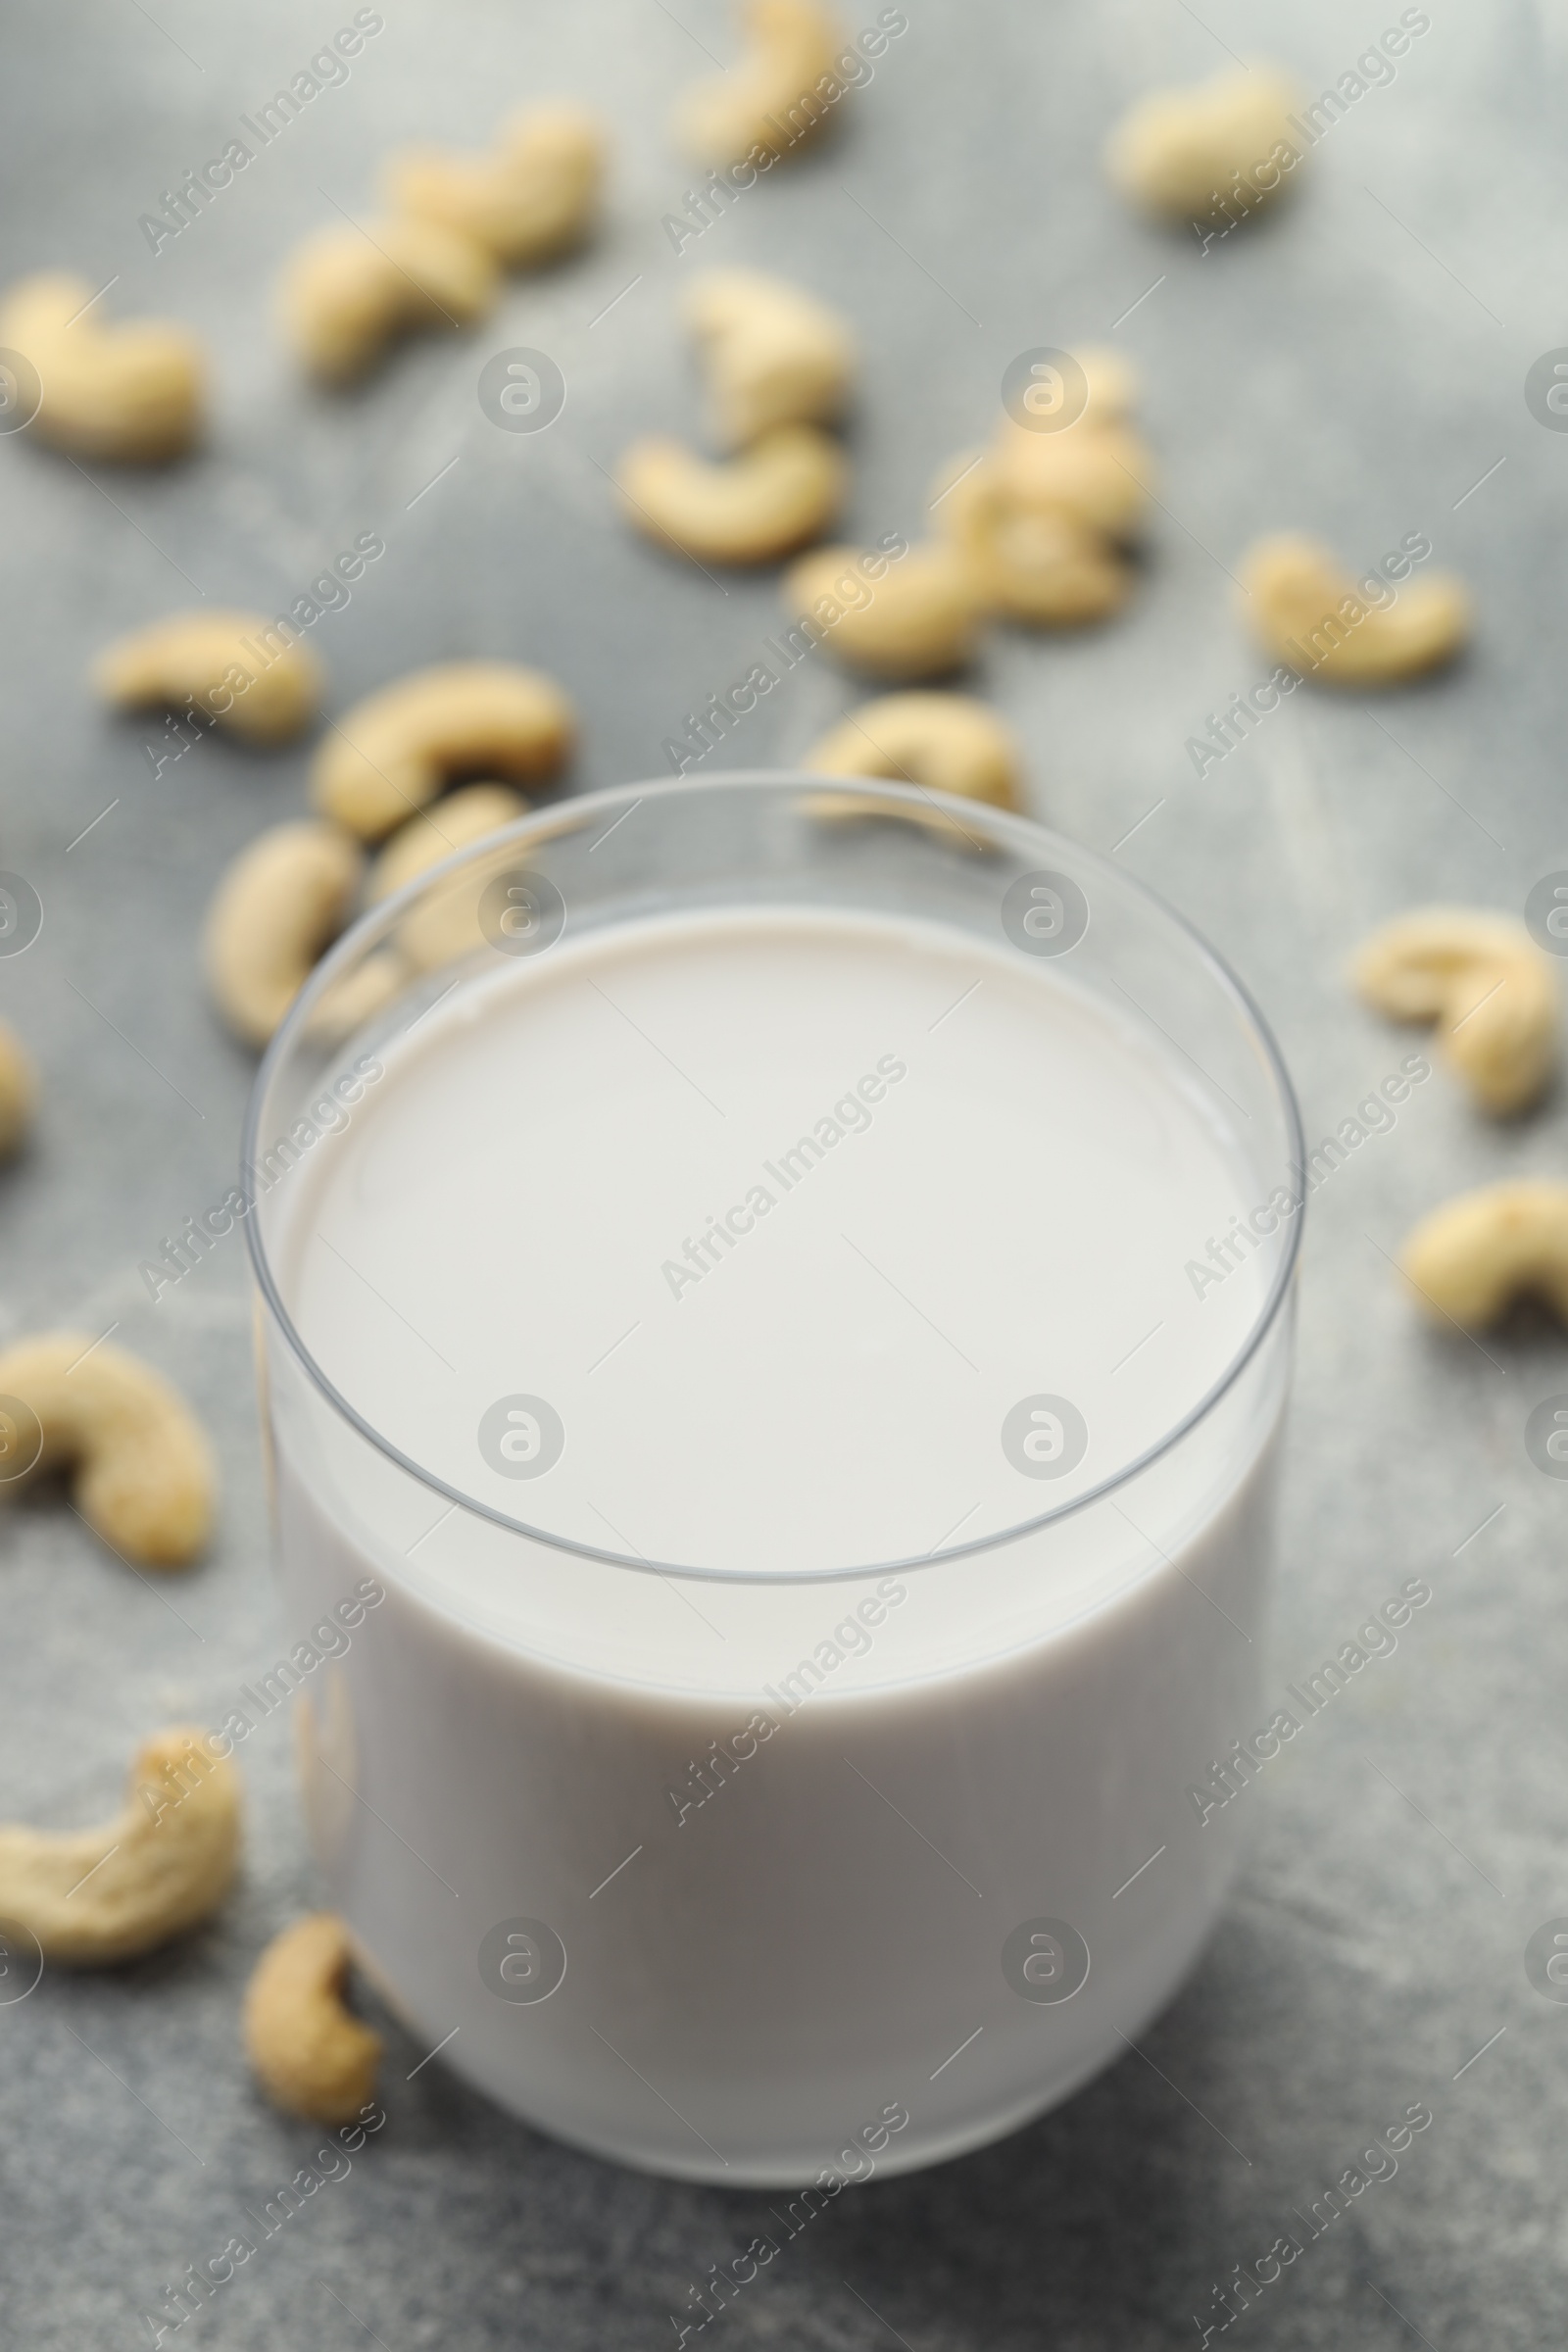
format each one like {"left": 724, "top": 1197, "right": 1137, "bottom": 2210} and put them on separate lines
{"left": 296, "top": 945, "right": 411, "bottom": 1049}
{"left": 92, "top": 611, "right": 324, "bottom": 746}
{"left": 675, "top": 0, "right": 846, "bottom": 166}
{"left": 279, "top": 219, "right": 497, "bottom": 384}
{"left": 0, "top": 1334, "right": 216, "bottom": 1568}
{"left": 617, "top": 424, "right": 846, "bottom": 564}
{"left": 1400, "top": 1183, "right": 1568, "bottom": 1328}
{"left": 0, "top": 271, "right": 203, "bottom": 462}
{"left": 1354, "top": 908, "right": 1558, "bottom": 1116}
{"left": 0, "top": 1021, "right": 37, "bottom": 1159}
{"left": 311, "top": 662, "right": 573, "bottom": 840}
{"left": 935, "top": 462, "right": 1132, "bottom": 626}
{"left": 298, "top": 947, "right": 412, "bottom": 1048}
{"left": 1240, "top": 535, "right": 1469, "bottom": 685}
{"left": 204, "top": 820, "right": 365, "bottom": 1048}
{"left": 244, "top": 1912, "right": 383, "bottom": 2125}
{"left": 1105, "top": 65, "right": 1303, "bottom": 220}
{"left": 367, "top": 783, "right": 528, "bottom": 974}
{"left": 806, "top": 694, "right": 1022, "bottom": 813}
{"left": 1069, "top": 344, "right": 1141, "bottom": 425}
{"left": 385, "top": 105, "right": 604, "bottom": 267}
{"left": 988, "top": 416, "right": 1154, "bottom": 539}
{"left": 783, "top": 544, "right": 981, "bottom": 680}
{"left": 929, "top": 354, "right": 1152, "bottom": 631}
{"left": 684, "top": 269, "right": 854, "bottom": 446}
{"left": 0, "top": 1726, "right": 240, "bottom": 1964}
{"left": 366, "top": 781, "right": 528, "bottom": 903}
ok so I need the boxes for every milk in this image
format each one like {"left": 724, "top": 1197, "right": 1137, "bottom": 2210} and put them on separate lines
{"left": 259, "top": 897, "right": 1291, "bottom": 2181}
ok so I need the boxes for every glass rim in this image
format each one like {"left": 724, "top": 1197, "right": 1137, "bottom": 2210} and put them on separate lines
{"left": 243, "top": 770, "right": 1305, "bottom": 1586}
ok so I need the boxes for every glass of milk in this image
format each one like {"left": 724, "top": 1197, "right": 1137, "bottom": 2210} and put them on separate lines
{"left": 245, "top": 773, "right": 1301, "bottom": 2184}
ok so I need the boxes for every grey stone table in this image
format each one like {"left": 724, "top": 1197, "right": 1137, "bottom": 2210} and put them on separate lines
{"left": 2, "top": 1, "right": 1565, "bottom": 2344}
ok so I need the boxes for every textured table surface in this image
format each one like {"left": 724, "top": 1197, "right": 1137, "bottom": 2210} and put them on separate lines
{"left": 2, "top": 1, "right": 1565, "bottom": 2345}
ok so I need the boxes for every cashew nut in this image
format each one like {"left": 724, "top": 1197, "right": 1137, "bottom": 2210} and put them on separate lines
{"left": 930, "top": 353, "right": 1152, "bottom": 631}
{"left": 1353, "top": 909, "right": 1558, "bottom": 1116}
{"left": 617, "top": 425, "right": 846, "bottom": 565}
{"left": 0, "top": 272, "right": 203, "bottom": 462}
{"left": 0, "top": 1020, "right": 37, "bottom": 1159}
{"left": 0, "top": 1334, "right": 215, "bottom": 1568}
{"left": 934, "top": 461, "right": 1132, "bottom": 627}
{"left": 1240, "top": 534, "right": 1470, "bottom": 685}
{"left": 92, "top": 611, "right": 324, "bottom": 747}
{"left": 674, "top": 0, "right": 846, "bottom": 166}
{"left": 988, "top": 416, "right": 1154, "bottom": 539}
{"left": 384, "top": 105, "right": 604, "bottom": 268}
{"left": 279, "top": 219, "right": 498, "bottom": 385}
{"left": 244, "top": 1912, "right": 383, "bottom": 2125}
{"left": 782, "top": 543, "right": 981, "bottom": 679}
{"left": 1400, "top": 1183, "right": 1568, "bottom": 1328}
{"left": 1105, "top": 65, "right": 1302, "bottom": 220}
{"left": 367, "top": 782, "right": 528, "bottom": 903}
{"left": 806, "top": 694, "right": 1022, "bottom": 812}
{"left": 365, "top": 783, "right": 527, "bottom": 975}
{"left": 204, "top": 820, "right": 365, "bottom": 1048}
{"left": 362, "top": 783, "right": 526, "bottom": 976}
{"left": 0, "top": 1726, "right": 239, "bottom": 1964}
{"left": 300, "top": 948, "right": 412, "bottom": 1048}
{"left": 1070, "top": 344, "right": 1140, "bottom": 425}
{"left": 684, "top": 270, "right": 854, "bottom": 447}
{"left": 312, "top": 663, "right": 573, "bottom": 840}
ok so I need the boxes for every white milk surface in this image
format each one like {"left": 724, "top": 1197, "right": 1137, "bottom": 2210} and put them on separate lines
{"left": 281, "top": 907, "right": 1268, "bottom": 1599}
{"left": 265, "top": 904, "right": 1289, "bottom": 2179}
